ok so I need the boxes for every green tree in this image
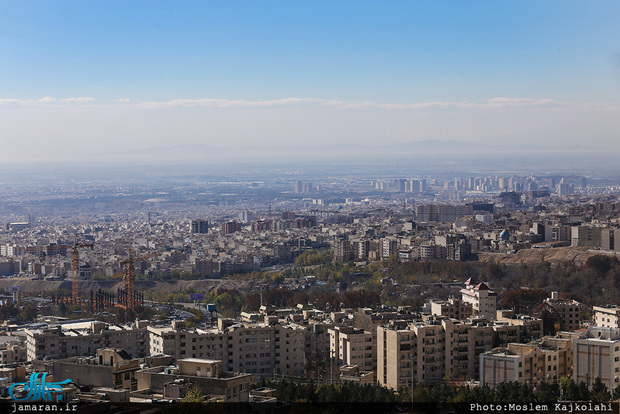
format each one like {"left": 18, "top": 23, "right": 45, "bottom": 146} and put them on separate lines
{"left": 181, "top": 383, "right": 205, "bottom": 403}
{"left": 577, "top": 381, "right": 591, "bottom": 401}
{"left": 19, "top": 304, "right": 38, "bottom": 322}
{"left": 612, "top": 384, "right": 620, "bottom": 400}
{"left": 560, "top": 376, "right": 579, "bottom": 401}
{"left": 591, "top": 378, "right": 611, "bottom": 402}
{"left": 0, "top": 302, "right": 20, "bottom": 320}
{"left": 535, "top": 381, "right": 560, "bottom": 402}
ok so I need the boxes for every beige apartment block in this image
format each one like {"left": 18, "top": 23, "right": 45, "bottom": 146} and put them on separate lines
{"left": 442, "top": 319, "right": 494, "bottom": 381}
{"left": 377, "top": 320, "right": 445, "bottom": 389}
{"left": 376, "top": 315, "right": 544, "bottom": 389}
{"left": 148, "top": 318, "right": 307, "bottom": 377}
{"left": 26, "top": 320, "right": 149, "bottom": 362}
{"left": 480, "top": 346, "right": 538, "bottom": 387}
{"left": 495, "top": 310, "right": 544, "bottom": 342}
{"left": 573, "top": 327, "right": 620, "bottom": 391}
{"left": 536, "top": 336, "right": 573, "bottom": 383}
{"left": 0, "top": 336, "right": 27, "bottom": 364}
{"left": 328, "top": 326, "right": 373, "bottom": 371}
{"left": 377, "top": 322, "right": 416, "bottom": 390}
{"left": 136, "top": 360, "right": 252, "bottom": 403}
{"left": 593, "top": 306, "right": 620, "bottom": 329}
{"left": 352, "top": 308, "right": 420, "bottom": 372}
{"left": 480, "top": 335, "right": 575, "bottom": 387}
{"left": 430, "top": 297, "right": 473, "bottom": 320}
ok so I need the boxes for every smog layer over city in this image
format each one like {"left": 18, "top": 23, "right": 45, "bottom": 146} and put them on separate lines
{"left": 1, "top": 2, "right": 620, "bottom": 412}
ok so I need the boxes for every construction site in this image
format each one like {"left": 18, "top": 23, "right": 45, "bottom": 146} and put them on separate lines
{"left": 49, "top": 235, "right": 156, "bottom": 315}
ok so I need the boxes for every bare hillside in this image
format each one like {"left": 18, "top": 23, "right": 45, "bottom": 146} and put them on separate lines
{"left": 478, "top": 247, "right": 603, "bottom": 267}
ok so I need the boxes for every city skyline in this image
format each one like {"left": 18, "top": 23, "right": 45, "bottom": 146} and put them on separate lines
{"left": 1, "top": 2, "right": 620, "bottom": 163}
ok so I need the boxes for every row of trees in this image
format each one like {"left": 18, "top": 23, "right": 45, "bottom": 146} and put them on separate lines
{"left": 252, "top": 377, "right": 619, "bottom": 404}
{"left": 253, "top": 379, "right": 399, "bottom": 403}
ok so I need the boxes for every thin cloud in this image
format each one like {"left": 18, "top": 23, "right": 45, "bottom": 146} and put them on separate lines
{"left": 0, "top": 96, "right": 613, "bottom": 111}
{"left": 0, "top": 97, "right": 95, "bottom": 106}
{"left": 60, "top": 97, "right": 95, "bottom": 104}
{"left": 133, "top": 97, "right": 598, "bottom": 110}
{"left": 487, "top": 97, "right": 560, "bottom": 107}
{"left": 135, "top": 97, "right": 328, "bottom": 109}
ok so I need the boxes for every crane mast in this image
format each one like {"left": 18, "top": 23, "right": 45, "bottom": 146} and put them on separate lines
{"left": 115, "top": 253, "right": 156, "bottom": 309}
{"left": 66, "top": 235, "right": 93, "bottom": 303}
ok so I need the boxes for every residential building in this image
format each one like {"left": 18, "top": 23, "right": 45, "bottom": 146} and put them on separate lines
{"left": 593, "top": 305, "right": 620, "bottom": 329}
{"left": 53, "top": 348, "right": 140, "bottom": 391}
{"left": 339, "top": 365, "right": 374, "bottom": 385}
{"left": 480, "top": 335, "right": 573, "bottom": 387}
{"left": 136, "top": 358, "right": 252, "bottom": 402}
{"left": 148, "top": 319, "right": 308, "bottom": 377}
{"left": 221, "top": 221, "right": 242, "bottom": 235}
{"left": 0, "top": 336, "right": 27, "bottom": 364}
{"left": 191, "top": 219, "right": 209, "bottom": 234}
{"left": 460, "top": 278, "right": 497, "bottom": 320}
{"left": 429, "top": 298, "right": 473, "bottom": 320}
{"left": 328, "top": 326, "right": 373, "bottom": 371}
{"left": 25, "top": 320, "right": 149, "bottom": 361}
{"left": 573, "top": 327, "right": 620, "bottom": 391}
{"left": 538, "top": 292, "right": 587, "bottom": 332}
{"left": 377, "top": 319, "right": 446, "bottom": 389}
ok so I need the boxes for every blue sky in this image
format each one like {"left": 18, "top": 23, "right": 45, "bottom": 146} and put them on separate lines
{"left": 1, "top": 1, "right": 619, "bottom": 162}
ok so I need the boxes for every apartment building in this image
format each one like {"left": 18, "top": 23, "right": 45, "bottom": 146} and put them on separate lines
{"left": 25, "top": 320, "right": 149, "bottom": 361}
{"left": 136, "top": 358, "right": 252, "bottom": 403}
{"left": 352, "top": 308, "right": 420, "bottom": 372}
{"left": 0, "top": 336, "right": 27, "bottom": 364}
{"left": 442, "top": 319, "right": 494, "bottom": 381}
{"left": 191, "top": 219, "right": 209, "bottom": 234}
{"left": 495, "top": 310, "right": 544, "bottom": 343}
{"left": 571, "top": 226, "right": 602, "bottom": 248}
{"left": 573, "top": 327, "right": 620, "bottom": 391}
{"left": 375, "top": 311, "right": 549, "bottom": 390}
{"left": 415, "top": 205, "right": 474, "bottom": 223}
{"left": 479, "top": 346, "right": 538, "bottom": 387}
{"left": 536, "top": 336, "right": 574, "bottom": 383}
{"left": 593, "top": 305, "right": 620, "bottom": 329}
{"left": 460, "top": 278, "right": 497, "bottom": 320}
{"left": 333, "top": 239, "right": 352, "bottom": 262}
{"left": 328, "top": 326, "right": 373, "bottom": 371}
{"left": 53, "top": 348, "right": 141, "bottom": 391}
{"left": 430, "top": 297, "right": 473, "bottom": 320}
{"left": 148, "top": 318, "right": 308, "bottom": 377}
{"left": 381, "top": 238, "right": 399, "bottom": 258}
{"left": 480, "top": 335, "right": 573, "bottom": 387}
{"left": 539, "top": 292, "right": 587, "bottom": 332}
{"left": 377, "top": 320, "right": 446, "bottom": 389}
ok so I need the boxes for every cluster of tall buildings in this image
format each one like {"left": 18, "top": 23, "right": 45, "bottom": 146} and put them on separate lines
{"left": 2, "top": 283, "right": 620, "bottom": 401}
{"left": 293, "top": 180, "right": 317, "bottom": 193}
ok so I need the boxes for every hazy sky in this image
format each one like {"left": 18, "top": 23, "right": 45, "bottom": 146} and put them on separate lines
{"left": 1, "top": 1, "right": 620, "bottom": 163}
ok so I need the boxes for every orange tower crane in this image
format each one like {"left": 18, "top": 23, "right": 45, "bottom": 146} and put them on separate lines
{"left": 69, "top": 235, "right": 94, "bottom": 303}
{"left": 115, "top": 253, "right": 157, "bottom": 309}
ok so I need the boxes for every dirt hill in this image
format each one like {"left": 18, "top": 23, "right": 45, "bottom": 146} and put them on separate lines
{"left": 478, "top": 247, "right": 604, "bottom": 267}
